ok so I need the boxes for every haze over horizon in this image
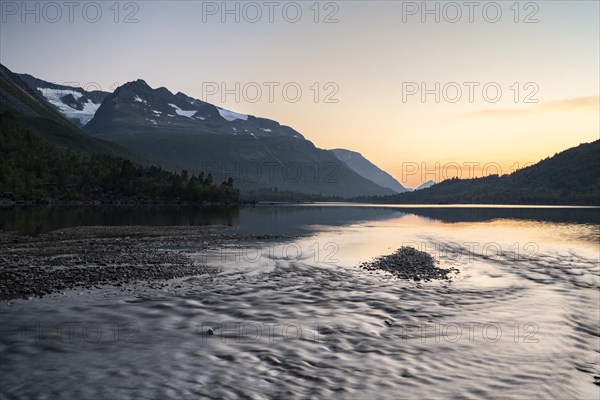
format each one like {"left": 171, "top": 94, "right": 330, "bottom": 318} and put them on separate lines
{"left": 2, "top": 0, "right": 598, "bottom": 188}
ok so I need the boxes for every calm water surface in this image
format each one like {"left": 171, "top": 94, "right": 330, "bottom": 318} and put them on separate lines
{"left": 1, "top": 205, "right": 599, "bottom": 399}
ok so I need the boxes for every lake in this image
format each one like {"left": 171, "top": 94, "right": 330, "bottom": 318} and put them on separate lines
{"left": 1, "top": 204, "right": 599, "bottom": 399}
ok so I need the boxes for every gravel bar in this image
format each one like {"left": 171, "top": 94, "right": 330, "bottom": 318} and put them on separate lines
{"left": 0, "top": 225, "right": 299, "bottom": 300}
{"left": 360, "top": 246, "right": 458, "bottom": 281}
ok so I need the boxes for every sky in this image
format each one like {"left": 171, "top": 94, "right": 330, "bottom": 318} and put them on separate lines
{"left": 1, "top": 0, "right": 598, "bottom": 188}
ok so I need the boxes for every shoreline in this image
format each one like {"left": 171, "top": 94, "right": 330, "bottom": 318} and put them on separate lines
{"left": 3, "top": 199, "right": 599, "bottom": 208}
{"left": 0, "top": 199, "right": 247, "bottom": 208}
{"left": 0, "top": 225, "right": 299, "bottom": 300}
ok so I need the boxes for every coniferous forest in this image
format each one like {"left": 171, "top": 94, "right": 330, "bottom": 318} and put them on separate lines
{"left": 355, "top": 140, "right": 600, "bottom": 206}
{"left": 0, "top": 111, "right": 239, "bottom": 204}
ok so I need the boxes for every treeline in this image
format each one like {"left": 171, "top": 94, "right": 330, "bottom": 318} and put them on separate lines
{"left": 0, "top": 112, "right": 239, "bottom": 203}
{"left": 356, "top": 141, "right": 600, "bottom": 206}
{"left": 241, "top": 188, "right": 343, "bottom": 203}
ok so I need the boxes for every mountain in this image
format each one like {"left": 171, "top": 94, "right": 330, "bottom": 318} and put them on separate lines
{"left": 415, "top": 180, "right": 436, "bottom": 190}
{"left": 0, "top": 65, "right": 238, "bottom": 204}
{"left": 81, "top": 79, "right": 395, "bottom": 198}
{"left": 17, "top": 73, "right": 109, "bottom": 127}
{"left": 0, "top": 64, "right": 131, "bottom": 157}
{"left": 357, "top": 141, "right": 600, "bottom": 205}
{"left": 330, "top": 149, "right": 408, "bottom": 193}
{"left": 85, "top": 79, "right": 302, "bottom": 139}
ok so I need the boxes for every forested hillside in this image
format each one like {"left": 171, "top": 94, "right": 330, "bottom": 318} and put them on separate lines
{"left": 357, "top": 141, "right": 600, "bottom": 206}
{"left": 0, "top": 111, "right": 239, "bottom": 204}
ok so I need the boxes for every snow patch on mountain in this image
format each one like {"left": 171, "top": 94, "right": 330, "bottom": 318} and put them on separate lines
{"left": 168, "top": 103, "right": 196, "bottom": 118}
{"left": 37, "top": 87, "right": 100, "bottom": 125}
{"left": 217, "top": 107, "right": 248, "bottom": 122}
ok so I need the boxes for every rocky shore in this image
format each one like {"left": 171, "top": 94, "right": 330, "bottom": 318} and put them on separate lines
{"left": 0, "top": 226, "right": 296, "bottom": 300}
{"left": 360, "top": 246, "right": 458, "bottom": 281}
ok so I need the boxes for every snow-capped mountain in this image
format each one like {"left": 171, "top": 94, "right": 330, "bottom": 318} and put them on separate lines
{"left": 18, "top": 74, "right": 108, "bottom": 126}
{"left": 1, "top": 65, "right": 131, "bottom": 157}
{"left": 84, "top": 79, "right": 303, "bottom": 139}
{"left": 14, "top": 73, "right": 397, "bottom": 197}
{"left": 80, "top": 79, "right": 395, "bottom": 197}
{"left": 330, "top": 149, "right": 408, "bottom": 193}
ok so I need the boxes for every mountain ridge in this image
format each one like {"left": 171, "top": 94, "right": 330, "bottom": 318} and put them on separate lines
{"left": 79, "top": 78, "right": 395, "bottom": 197}
{"left": 330, "top": 148, "right": 408, "bottom": 193}
{"left": 16, "top": 71, "right": 403, "bottom": 198}
{"left": 356, "top": 140, "right": 600, "bottom": 205}
{"left": 415, "top": 180, "right": 436, "bottom": 190}
{"left": 0, "top": 64, "right": 133, "bottom": 158}
{"left": 17, "top": 73, "right": 109, "bottom": 126}
{"left": 84, "top": 79, "right": 305, "bottom": 139}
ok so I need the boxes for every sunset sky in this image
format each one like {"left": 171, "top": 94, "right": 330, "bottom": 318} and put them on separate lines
{"left": 2, "top": 0, "right": 598, "bottom": 188}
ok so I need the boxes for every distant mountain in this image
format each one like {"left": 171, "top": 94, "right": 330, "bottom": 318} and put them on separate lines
{"left": 81, "top": 79, "right": 394, "bottom": 198}
{"left": 17, "top": 73, "right": 109, "bottom": 126}
{"left": 415, "top": 180, "right": 436, "bottom": 190}
{"left": 330, "top": 149, "right": 408, "bottom": 193}
{"left": 0, "top": 64, "right": 131, "bottom": 157}
{"left": 357, "top": 141, "right": 600, "bottom": 205}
